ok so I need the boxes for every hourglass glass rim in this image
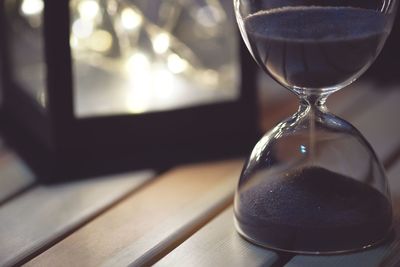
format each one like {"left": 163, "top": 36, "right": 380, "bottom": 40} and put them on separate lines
{"left": 234, "top": 220, "right": 393, "bottom": 255}
{"left": 233, "top": 0, "right": 396, "bottom": 254}
{"left": 237, "top": 4, "right": 396, "bottom": 92}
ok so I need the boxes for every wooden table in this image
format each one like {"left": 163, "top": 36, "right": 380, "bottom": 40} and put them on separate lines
{"left": 1, "top": 80, "right": 400, "bottom": 267}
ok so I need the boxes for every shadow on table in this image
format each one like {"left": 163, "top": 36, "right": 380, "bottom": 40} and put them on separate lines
{"left": 0, "top": 115, "right": 252, "bottom": 185}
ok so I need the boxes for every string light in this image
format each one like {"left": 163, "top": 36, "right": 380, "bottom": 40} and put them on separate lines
{"left": 167, "top": 54, "right": 188, "bottom": 74}
{"left": 121, "top": 8, "right": 143, "bottom": 30}
{"left": 78, "top": 0, "right": 100, "bottom": 20}
{"left": 21, "top": 0, "right": 44, "bottom": 16}
{"left": 152, "top": 33, "right": 170, "bottom": 54}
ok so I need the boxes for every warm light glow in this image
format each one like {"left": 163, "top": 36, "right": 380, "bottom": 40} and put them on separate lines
{"left": 70, "top": 35, "right": 79, "bottom": 48}
{"left": 125, "top": 89, "right": 150, "bottom": 114}
{"left": 202, "top": 69, "right": 219, "bottom": 86}
{"left": 78, "top": 0, "right": 100, "bottom": 20}
{"left": 88, "top": 30, "right": 113, "bottom": 52}
{"left": 21, "top": 0, "right": 44, "bottom": 16}
{"left": 125, "top": 52, "right": 150, "bottom": 71}
{"left": 167, "top": 54, "right": 188, "bottom": 74}
{"left": 121, "top": 8, "right": 143, "bottom": 30}
{"left": 154, "top": 70, "right": 174, "bottom": 99}
{"left": 125, "top": 52, "right": 151, "bottom": 113}
{"left": 196, "top": 6, "right": 224, "bottom": 27}
{"left": 153, "top": 33, "right": 170, "bottom": 54}
{"left": 72, "top": 19, "right": 94, "bottom": 38}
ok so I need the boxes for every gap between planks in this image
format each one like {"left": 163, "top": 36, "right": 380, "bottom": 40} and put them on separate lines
{"left": 25, "top": 159, "right": 244, "bottom": 267}
{"left": 14, "top": 81, "right": 381, "bottom": 267}
{"left": 154, "top": 84, "right": 400, "bottom": 267}
{"left": 25, "top": 80, "right": 379, "bottom": 267}
{"left": 283, "top": 86, "right": 400, "bottom": 266}
{"left": 16, "top": 173, "right": 156, "bottom": 267}
{"left": 284, "top": 159, "right": 400, "bottom": 267}
{"left": 0, "top": 170, "right": 154, "bottom": 267}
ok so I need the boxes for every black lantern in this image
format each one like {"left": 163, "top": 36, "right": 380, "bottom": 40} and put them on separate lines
{"left": 0, "top": 0, "right": 259, "bottom": 178}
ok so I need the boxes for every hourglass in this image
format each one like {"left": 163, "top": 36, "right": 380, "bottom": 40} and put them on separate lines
{"left": 233, "top": 0, "right": 398, "bottom": 254}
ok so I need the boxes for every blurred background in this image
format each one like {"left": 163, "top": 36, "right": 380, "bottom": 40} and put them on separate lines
{"left": 0, "top": 0, "right": 399, "bottom": 178}
{"left": 4, "top": 0, "right": 241, "bottom": 116}
{"left": 1, "top": 0, "right": 399, "bottom": 115}
{"left": 2, "top": 0, "right": 400, "bottom": 122}
{"left": 0, "top": 3, "right": 399, "bottom": 266}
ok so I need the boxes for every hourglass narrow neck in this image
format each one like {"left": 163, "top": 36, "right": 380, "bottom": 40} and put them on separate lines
{"left": 299, "top": 95, "right": 328, "bottom": 114}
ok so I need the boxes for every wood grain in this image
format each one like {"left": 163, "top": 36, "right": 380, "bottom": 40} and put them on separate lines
{"left": 285, "top": 160, "right": 400, "bottom": 267}
{"left": 283, "top": 86, "right": 400, "bottom": 266}
{"left": 15, "top": 82, "right": 393, "bottom": 267}
{"left": 26, "top": 160, "right": 244, "bottom": 267}
{"left": 0, "top": 170, "right": 153, "bottom": 267}
{"left": 153, "top": 85, "right": 399, "bottom": 267}
{"left": 154, "top": 207, "right": 279, "bottom": 267}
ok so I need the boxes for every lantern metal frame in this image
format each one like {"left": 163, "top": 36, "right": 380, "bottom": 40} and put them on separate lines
{"left": 0, "top": 0, "right": 259, "bottom": 179}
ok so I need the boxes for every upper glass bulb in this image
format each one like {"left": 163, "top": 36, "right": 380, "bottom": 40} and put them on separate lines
{"left": 234, "top": 0, "right": 397, "bottom": 95}
{"left": 233, "top": 0, "right": 397, "bottom": 254}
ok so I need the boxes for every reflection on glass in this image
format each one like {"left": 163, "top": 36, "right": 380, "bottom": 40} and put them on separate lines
{"left": 7, "top": 0, "right": 239, "bottom": 116}
{"left": 69, "top": 0, "right": 239, "bottom": 117}
{"left": 5, "top": 0, "right": 46, "bottom": 108}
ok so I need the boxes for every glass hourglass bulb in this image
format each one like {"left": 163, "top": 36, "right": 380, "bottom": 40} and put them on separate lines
{"left": 233, "top": 0, "right": 398, "bottom": 254}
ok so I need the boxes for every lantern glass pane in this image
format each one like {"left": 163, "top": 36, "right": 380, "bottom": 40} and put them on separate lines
{"left": 5, "top": 0, "right": 47, "bottom": 109}
{"left": 70, "top": 0, "right": 240, "bottom": 117}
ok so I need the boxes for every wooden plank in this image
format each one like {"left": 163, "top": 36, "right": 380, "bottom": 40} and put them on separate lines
{"left": 0, "top": 146, "right": 35, "bottom": 204}
{"left": 153, "top": 85, "right": 398, "bottom": 267}
{"left": 285, "top": 160, "right": 400, "bottom": 267}
{"left": 0, "top": 170, "right": 153, "bottom": 267}
{"left": 283, "top": 86, "right": 400, "bottom": 266}
{"left": 26, "top": 80, "right": 381, "bottom": 267}
{"left": 352, "top": 87, "right": 400, "bottom": 162}
{"left": 154, "top": 207, "right": 279, "bottom": 267}
{"left": 25, "top": 82, "right": 386, "bottom": 267}
{"left": 25, "top": 160, "right": 244, "bottom": 267}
